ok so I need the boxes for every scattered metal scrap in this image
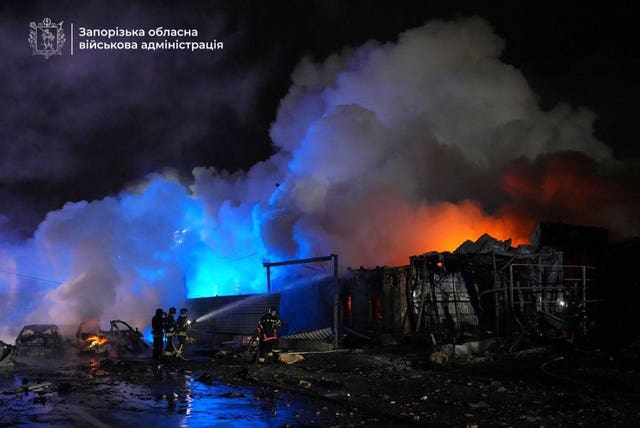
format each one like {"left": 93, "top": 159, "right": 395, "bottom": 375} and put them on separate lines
{"left": 281, "top": 327, "right": 334, "bottom": 341}
{"left": 279, "top": 327, "right": 335, "bottom": 352}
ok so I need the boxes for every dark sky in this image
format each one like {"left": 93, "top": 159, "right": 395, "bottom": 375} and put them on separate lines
{"left": 1, "top": 1, "right": 638, "bottom": 238}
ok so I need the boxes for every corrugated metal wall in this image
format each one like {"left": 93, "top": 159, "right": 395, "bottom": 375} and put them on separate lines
{"left": 188, "top": 293, "right": 280, "bottom": 335}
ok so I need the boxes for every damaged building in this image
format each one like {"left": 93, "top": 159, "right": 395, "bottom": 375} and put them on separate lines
{"left": 179, "top": 221, "right": 615, "bottom": 353}
{"left": 340, "top": 222, "right": 607, "bottom": 347}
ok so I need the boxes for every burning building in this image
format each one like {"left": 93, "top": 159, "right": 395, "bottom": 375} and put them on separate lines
{"left": 339, "top": 222, "right": 607, "bottom": 347}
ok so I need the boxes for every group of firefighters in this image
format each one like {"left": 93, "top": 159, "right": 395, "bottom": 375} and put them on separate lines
{"left": 151, "top": 306, "right": 286, "bottom": 363}
{"left": 151, "top": 307, "right": 192, "bottom": 360}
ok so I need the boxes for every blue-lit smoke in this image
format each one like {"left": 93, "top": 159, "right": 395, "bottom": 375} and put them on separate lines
{"left": 0, "top": 172, "right": 290, "bottom": 342}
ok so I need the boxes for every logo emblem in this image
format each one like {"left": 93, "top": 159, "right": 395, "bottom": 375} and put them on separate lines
{"left": 29, "top": 18, "right": 65, "bottom": 59}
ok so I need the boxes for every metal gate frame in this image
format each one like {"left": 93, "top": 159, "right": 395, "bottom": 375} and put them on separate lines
{"left": 263, "top": 254, "right": 340, "bottom": 348}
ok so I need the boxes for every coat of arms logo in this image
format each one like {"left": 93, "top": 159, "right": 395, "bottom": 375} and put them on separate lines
{"left": 29, "top": 18, "right": 65, "bottom": 59}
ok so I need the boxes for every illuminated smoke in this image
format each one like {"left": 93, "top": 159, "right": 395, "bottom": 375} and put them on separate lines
{"left": 262, "top": 16, "right": 616, "bottom": 262}
{"left": 1, "top": 17, "right": 634, "bottom": 342}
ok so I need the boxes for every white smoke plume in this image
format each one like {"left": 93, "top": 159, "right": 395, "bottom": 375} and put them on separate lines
{"left": 262, "top": 16, "right": 614, "bottom": 262}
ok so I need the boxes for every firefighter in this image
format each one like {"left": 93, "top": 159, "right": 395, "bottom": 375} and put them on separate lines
{"left": 256, "top": 307, "right": 287, "bottom": 363}
{"left": 163, "top": 307, "right": 177, "bottom": 357}
{"left": 151, "top": 308, "right": 165, "bottom": 361}
{"left": 175, "top": 308, "right": 191, "bottom": 360}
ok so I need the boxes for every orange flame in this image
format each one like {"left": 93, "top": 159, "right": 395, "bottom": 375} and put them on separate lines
{"left": 346, "top": 153, "right": 637, "bottom": 268}
{"left": 85, "top": 334, "right": 109, "bottom": 349}
{"left": 410, "top": 200, "right": 532, "bottom": 253}
{"left": 360, "top": 195, "right": 532, "bottom": 266}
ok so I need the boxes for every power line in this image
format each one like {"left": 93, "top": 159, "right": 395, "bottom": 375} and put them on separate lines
{"left": 0, "top": 269, "right": 63, "bottom": 285}
{"left": 225, "top": 252, "right": 259, "bottom": 263}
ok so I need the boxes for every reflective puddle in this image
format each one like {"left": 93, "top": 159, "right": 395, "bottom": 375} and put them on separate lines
{"left": 0, "top": 371, "right": 337, "bottom": 427}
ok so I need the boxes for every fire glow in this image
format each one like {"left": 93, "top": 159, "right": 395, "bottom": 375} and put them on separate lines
{"left": 85, "top": 335, "right": 109, "bottom": 350}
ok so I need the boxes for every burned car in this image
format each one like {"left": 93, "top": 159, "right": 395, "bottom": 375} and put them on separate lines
{"left": 0, "top": 340, "right": 16, "bottom": 368}
{"left": 15, "top": 324, "right": 65, "bottom": 358}
{"left": 76, "top": 319, "right": 148, "bottom": 356}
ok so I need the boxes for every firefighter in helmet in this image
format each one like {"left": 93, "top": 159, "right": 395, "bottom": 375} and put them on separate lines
{"left": 163, "top": 307, "right": 177, "bottom": 357}
{"left": 256, "top": 306, "right": 287, "bottom": 363}
{"left": 151, "top": 308, "right": 165, "bottom": 361}
{"left": 175, "top": 307, "right": 191, "bottom": 360}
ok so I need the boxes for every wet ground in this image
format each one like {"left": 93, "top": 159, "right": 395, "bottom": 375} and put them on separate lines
{"left": 0, "top": 356, "right": 365, "bottom": 427}
{"left": 2, "top": 343, "right": 640, "bottom": 427}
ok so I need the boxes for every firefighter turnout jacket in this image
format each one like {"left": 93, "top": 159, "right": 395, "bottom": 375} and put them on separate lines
{"left": 163, "top": 313, "right": 176, "bottom": 336}
{"left": 176, "top": 314, "right": 190, "bottom": 337}
{"left": 152, "top": 311, "right": 164, "bottom": 338}
{"left": 257, "top": 313, "right": 284, "bottom": 342}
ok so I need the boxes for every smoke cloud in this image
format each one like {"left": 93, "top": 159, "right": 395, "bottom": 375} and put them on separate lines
{"left": 0, "top": 2, "right": 273, "bottom": 236}
{"left": 1, "top": 16, "right": 637, "bottom": 342}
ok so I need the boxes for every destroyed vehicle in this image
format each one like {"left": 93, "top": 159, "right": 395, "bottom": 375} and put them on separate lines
{"left": 107, "top": 320, "right": 148, "bottom": 353}
{"left": 76, "top": 320, "right": 148, "bottom": 356}
{"left": 0, "top": 340, "right": 16, "bottom": 368}
{"left": 15, "top": 324, "right": 64, "bottom": 358}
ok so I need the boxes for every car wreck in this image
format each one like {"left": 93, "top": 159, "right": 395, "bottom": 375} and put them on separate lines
{"left": 5, "top": 319, "right": 149, "bottom": 362}
{"left": 14, "top": 324, "right": 65, "bottom": 358}
{"left": 0, "top": 340, "right": 15, "bottom": 369}
{"left": 75, "top": 319, "right": 148, "bottom": 356}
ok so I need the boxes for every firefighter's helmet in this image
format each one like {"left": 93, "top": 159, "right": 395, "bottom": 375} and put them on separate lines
{"left": 180, "top": 308, "right": 188, "bottom": 315}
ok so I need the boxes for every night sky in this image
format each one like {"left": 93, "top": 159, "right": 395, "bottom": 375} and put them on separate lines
{"left": 1, "top": 1, "right": 638, "bottom": 238}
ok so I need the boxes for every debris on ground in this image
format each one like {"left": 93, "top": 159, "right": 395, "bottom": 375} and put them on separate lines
{"left": 2, "top": 336, "right": 640, "bottom": 426}
{"left": 278, "top": 353, "right": 304, "bottom": 365}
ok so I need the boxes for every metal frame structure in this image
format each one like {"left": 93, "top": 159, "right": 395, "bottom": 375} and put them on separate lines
{"left": 263, "top": 254, "right": 340, "bottom": 348}
{"left": 406, "top": 249, "right": 600, "bottom": 343}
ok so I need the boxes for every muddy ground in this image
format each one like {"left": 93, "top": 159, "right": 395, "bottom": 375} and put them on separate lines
{"left": 1, "top": 341, "right": 639, "bottom": 427}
